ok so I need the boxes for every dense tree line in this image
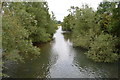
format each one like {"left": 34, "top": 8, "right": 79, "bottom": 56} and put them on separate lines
{"left": 62, "top": 1, "right": 120, "bottom": 62}
{"left": 2, "top": 2, "right": 57, "bottom": 61}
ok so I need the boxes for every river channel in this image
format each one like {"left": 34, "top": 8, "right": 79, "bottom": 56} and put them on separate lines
{"left": 4, "top": 26, "right": 118, "bottom": 78}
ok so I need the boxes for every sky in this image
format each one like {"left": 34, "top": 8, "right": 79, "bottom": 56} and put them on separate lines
{"left": 46, "top": 0, "right": 103, "bottom": 21}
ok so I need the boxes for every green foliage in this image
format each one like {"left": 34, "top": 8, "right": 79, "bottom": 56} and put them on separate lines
{"left": 71, "top": 5, "right": 99, "bottom": 49}
{"left": 61, "top": 14, "right": 75, "bottom": 31}
{"left": 85, "top": 34, "right": 119, "bottom": 62}
{"left": 30, "top": 28, "right": 51, "bottom": 42}
{"left": 97, "top": 1, "right": 120, "bottom": 36}
{"left": 2, "top": 2, "right": 56, "bottom": 61}
{"left": 62, "top": 2, "right": 120, "bottom": 62}
{"left": 2, "top": 14, "right": 40, "bottom": 61}
{"left": 108, "top": 2, "right": 120, "bottom": 37}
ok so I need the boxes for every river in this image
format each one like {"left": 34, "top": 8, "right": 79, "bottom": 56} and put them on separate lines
{"left": 4, "top": 26, "right": 118, "bottom": 78}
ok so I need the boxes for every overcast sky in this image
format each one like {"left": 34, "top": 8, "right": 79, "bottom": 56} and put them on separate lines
{"left": 46, "top": 0, "right": 103, "bottom": 21}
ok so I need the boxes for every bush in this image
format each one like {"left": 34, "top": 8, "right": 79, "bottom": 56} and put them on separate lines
{"left": 85, "top": 34, "right": 119, "bottom": 62}
{"left": 2, "top": 15, "right": 40, "bottom": 61}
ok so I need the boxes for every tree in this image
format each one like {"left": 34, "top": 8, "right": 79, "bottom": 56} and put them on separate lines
{"left": 62, "top": 3, "right": 119, "bottom": 62}
{"left": 2, "top": 2, "right": 56, "bottom": 61}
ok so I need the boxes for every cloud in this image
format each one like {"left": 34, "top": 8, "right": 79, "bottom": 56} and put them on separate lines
{"left": 46, "top": 0, "right": 103, "bottom": 21}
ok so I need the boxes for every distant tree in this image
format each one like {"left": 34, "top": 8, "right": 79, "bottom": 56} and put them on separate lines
{"left": 57, "top": 21, "right": 61, "bottom": 24}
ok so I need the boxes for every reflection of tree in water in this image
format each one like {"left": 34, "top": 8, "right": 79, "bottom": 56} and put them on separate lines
{"left": 63, "top": 33, "right": 72, "bottom": 42}
{"left": 4, "top": 42, "right": 52, "bottom": 78}
{"left": 73, "top": 48, "right": 118, "bottom": 78}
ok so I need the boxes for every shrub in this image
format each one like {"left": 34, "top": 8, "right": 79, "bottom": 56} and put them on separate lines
{"left": 85, "top": 34, "right": 119, "bottom": 62}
